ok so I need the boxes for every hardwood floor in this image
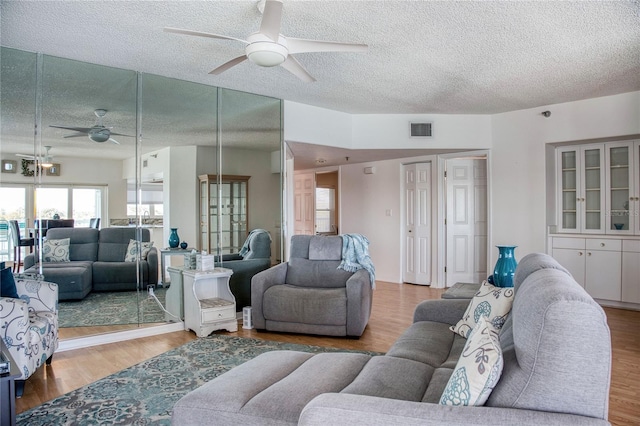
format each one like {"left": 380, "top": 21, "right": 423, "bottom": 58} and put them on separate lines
{"left": 16, "top": 281, "right": 640, "bottom": 425}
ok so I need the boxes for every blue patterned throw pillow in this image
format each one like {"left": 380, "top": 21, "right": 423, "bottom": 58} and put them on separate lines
{"left": 450, "top": 280, "right": 514, "bottom": 339}
{"left": 42, "top": 238, "right": 70, "bottom": 262}
{"left": 440, "top": 316, "right": 503, "bottom": 406}
{"left": 124, "top": 239, "right": 154, "bottom": 262}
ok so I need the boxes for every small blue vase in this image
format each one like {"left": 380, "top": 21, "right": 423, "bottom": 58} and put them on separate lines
{"left": 492, "top": 245, "right": 517, "bottom": 287}
{"left": 168, "top": 228, "right": 180, "bottom": 248}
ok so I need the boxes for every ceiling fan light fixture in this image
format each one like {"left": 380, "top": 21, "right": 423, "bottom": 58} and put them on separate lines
{"left": 89, "top": 128, "right": 111, "bottom": 143}
{"left": 40, "top": 160, "right": 54, "bottom": 168}
{"left": 246, "top": 42, "right": 288, "bottom": 67}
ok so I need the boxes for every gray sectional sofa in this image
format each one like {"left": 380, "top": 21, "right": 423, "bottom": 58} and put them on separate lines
{"left": 172, "top": 253, "right": 611, "bottom": 425}
{"left": 24, "top": 227, "right": 158, "bottom": 300}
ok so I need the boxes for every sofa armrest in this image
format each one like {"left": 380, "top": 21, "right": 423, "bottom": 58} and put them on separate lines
{"left": 23, "top": 253, "right": 36, "bottom": 270}
{"left": 0, "top": 297, "right": 30, "bottom": 343}
{"left": 13, "top": 277, "right": 59, "bottom": 313}
{"left": 412, "top": 298, "right": 470, "bottom": 325}
{"left": 147, "top": 247, "right": 158, "bottom": 285}
{"left": 299, "top": 394, "right": 610, "bottom": 426}
{"left": 345, "top": 269, "right": 373, "bottom": 336}
{"left": 250, "top": 262, "right": 288, "bottom": 329}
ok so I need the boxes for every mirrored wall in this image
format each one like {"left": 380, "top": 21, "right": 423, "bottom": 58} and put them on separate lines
{"left": 0, "top": 47, "right": 283, "bottom": 341}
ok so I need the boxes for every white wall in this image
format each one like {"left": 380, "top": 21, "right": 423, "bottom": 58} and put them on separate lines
{"left": 352, "top": 114, "right": 492, "bottom": 149}
{"left": 0, "top": 155, "right": 126, "bottom": 222}
{"left": 285, "top": 90, "right": 640, "bottom": 284}
{"left": 283, "top": 101, "right": 353, "bottom": 148}
{"left": 491, "top": 91, "right": 640, "bottom": 265}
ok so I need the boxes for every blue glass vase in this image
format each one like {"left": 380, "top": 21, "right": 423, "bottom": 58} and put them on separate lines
{"left": 168, "top": 228, "right": 180, "bottom": 248}
{"left": 492, "top": 245, "right": 517, "bottom": 287}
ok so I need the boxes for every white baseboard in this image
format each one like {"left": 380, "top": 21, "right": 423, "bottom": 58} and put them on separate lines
{"left": 57, "top": 322, "right": 185, "bottom": 352}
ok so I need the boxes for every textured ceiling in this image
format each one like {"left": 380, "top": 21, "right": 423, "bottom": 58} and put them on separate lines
{"left": 1, "top": 1, "right": 639, "bottom": 166}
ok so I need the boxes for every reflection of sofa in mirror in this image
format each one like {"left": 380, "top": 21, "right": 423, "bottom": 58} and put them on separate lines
{"left": 216, "top": 229, "right": 272, "bottom": 311}
{"left": 23, "top": 227, "right": 158, "bottom": 300}
{"left": 34, "top": 219, "right": 75, "bottom": 237}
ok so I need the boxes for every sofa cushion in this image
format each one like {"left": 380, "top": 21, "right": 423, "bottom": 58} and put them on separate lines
{"left": 1, "top": 267, "right": 19, "bottom": 298}
{"left": 386, "top": 321, "right": 464, "bottom": 368}
{"left": 42, "top": 238, "right": 70, "bottom": 262}
{"left": 263, "top": 285, "right": 346, "bottom": 326}
{"left": 342, "top": 356, "right": 433, "bottom": 402}
{"left": 124, "top": 239, "right": 154, "bottom": 262}
{"left": 286, "top": 258, "right": 352, "bottom": 289}
{"left": 45, "top": 228, "right": 99, "bottom": 262}
{"left": 28, "top": 261, "right": 93, "bottom": 300}
{"left": 450, "top": 280, "right": 514, "bottom": 338}
{"left": 98, "top": 228, "right": 151, "bottom": 262}
{"left": 440, "top": 316, "right": 503, "bottom": 406}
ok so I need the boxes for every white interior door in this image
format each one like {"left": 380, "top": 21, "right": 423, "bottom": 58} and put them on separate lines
{"left": 403, "top": 163, "right": 431, "bottom": 285}
{"left": 445, "top": 158, "right": 487, "bottom": 285}
{"left": 294, "top": 172, "right": 315, "bottom": 235}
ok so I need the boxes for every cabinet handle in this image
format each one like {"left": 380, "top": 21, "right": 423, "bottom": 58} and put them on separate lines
{"left": 587, "top": 252, "right": 592, "bottom": 256}
{"left": 578, "top": 251, "right": 583, "bottom": 256}
{"left": 600, "top": 242, "right": 605, "bottom": 247}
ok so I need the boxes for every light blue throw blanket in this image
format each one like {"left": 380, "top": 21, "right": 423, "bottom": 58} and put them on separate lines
{"left": 239, "top": 229, "right": 270, "bottom": 258}
{"left": 338, "top": 233, "right": 376, "bottom": 289}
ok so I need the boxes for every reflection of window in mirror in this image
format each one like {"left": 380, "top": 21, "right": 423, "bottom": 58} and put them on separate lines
{"left": 315, "top": 188, "right": 336, "bottom": 234}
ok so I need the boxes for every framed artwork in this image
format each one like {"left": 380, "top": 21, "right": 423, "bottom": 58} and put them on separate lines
{"left": 1, "top": 160, "right": 17, "bottom": 173}
{"left": 46, "top": 163, "right": 61, "bottom": 176}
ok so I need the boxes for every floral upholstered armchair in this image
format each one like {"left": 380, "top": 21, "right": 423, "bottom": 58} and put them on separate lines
{"left": 0, "top": 274, "right": 59, "bottom": 396}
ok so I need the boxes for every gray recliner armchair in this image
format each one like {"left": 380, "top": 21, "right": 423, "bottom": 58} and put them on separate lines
{"left": 251, "top": 234, "right": 373, "bottom": 337}
{"left": 217, "top": 229, "right": 272, "bottom": 311}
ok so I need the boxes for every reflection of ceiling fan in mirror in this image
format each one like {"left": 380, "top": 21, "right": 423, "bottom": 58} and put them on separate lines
{"left": 50, "top": 109, "right": 134, "bottom": 145}
{"left": 16, "top": 145, "right": 54, "bottom": 168}
{"left": 164, "top": 0, "right": 367, "bottom": 82}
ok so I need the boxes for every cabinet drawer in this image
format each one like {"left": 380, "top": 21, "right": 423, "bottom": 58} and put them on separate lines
{"left": 201, "top": 305, "right": 236, "bottom": 323}
{"left": 552, "top": 237, "right": 585, "bottom": 250}
{"left": 623, "top": 240, "right": 640, "bottom": 253}
{"left": 586, "top": 239, "right": 621, "bottom": 251}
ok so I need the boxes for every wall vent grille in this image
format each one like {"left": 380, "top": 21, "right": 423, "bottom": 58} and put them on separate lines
{"left": 410, "top": 122, "right": 433, "bottom": 138}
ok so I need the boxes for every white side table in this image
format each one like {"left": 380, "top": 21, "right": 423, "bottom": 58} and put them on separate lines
{"left": 182, "top": 268, "right": 237, "bottom": 337}
{"left": 165, "top": 266, "right": 184, "bottom": 322}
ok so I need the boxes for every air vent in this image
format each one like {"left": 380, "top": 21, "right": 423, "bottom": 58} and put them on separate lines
{"left": 410, "top": 122, "right": 433, "bottom": 138}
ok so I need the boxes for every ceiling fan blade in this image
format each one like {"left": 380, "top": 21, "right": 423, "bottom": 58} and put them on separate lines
{"left": 63, "top": 133, "right": 90, "bottom": 139}
{"left": 109, "top": 138, "right": 121, "bottom": 145}
{"left": 16, "top": 153, "right": 36, "bottom": 159}
{"left": 110, "top": 132, "right": 136, "bottom": 137}
{"left": 287, "top": 37, "right": 368, "bottom": 54}
{"left": 280, "top": 55, "right": 316, "bottom": 83}
{"left": 50, "top": 125, "right": 92, "bottom": 133}
{"left": 163, "top": 27, "right": 248, "bottom": 45}
{"left": 209, "top": 56, "right": 248, "bottom": 75}
{"left": 260, "top": 0, "right": 283, "bottom": 42}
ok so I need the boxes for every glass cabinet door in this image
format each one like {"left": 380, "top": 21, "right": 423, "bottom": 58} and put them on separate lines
{"left": 199, "top": 174, "right": 250, "bottom": 255}
{"left": 606, "top": 142, "right": 633, "bottom": 234}
{"left": 559, "top": 148, "right": 579, "bottom": 232}
{"left": 583, "top": 147, "right": 604, "bottom": 232}
{"left": 557, "top": 145, "right": 604, "bottom": 234}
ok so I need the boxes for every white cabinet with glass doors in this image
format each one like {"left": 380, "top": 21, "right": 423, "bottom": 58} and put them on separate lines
{"left": 556, "top": 144, "right": 605, "bottom": 233}
{"left": 605, "top": 141, "right": 639, "bottom": 235}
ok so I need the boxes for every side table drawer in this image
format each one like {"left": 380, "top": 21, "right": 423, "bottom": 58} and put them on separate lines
{"left": 201, "top": 305, "right": 236, "bottom": 324}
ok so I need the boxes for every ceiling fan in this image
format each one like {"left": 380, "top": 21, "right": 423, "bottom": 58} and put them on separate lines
{"left": 50, "top": 109, "right": 134, "bottom": 144}
{"left": 164, "top": 0, "right": 367, "bottom": 82}
{"left": 16, "top": 145, "right": 54, "bottom": 168}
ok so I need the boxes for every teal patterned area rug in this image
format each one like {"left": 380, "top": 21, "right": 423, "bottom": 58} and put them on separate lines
{"left": 59, "top": 288, "right": 167, "bottom": 328}
{"left": 17, "top": 335, "right": 380, "bottom": 425}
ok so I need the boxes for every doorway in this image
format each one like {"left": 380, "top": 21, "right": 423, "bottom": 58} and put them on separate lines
{"left": 293, "top": 170, "right": 340, "bottom": 236}
{"left": 444, "top": 157, "right": 488, "bottom": 286}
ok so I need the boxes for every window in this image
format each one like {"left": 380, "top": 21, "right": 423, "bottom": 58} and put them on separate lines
{"left": 0, "top": 187, "right": 27, "bottom": 262}
{"left": 315, "top": 187, "right": 335, "bottom": 234}
{"left": 73, "top": 188, "right": 103, "bottom": 228}
{"left": 127, "top": 182, "right": 163, "bottom": 218}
